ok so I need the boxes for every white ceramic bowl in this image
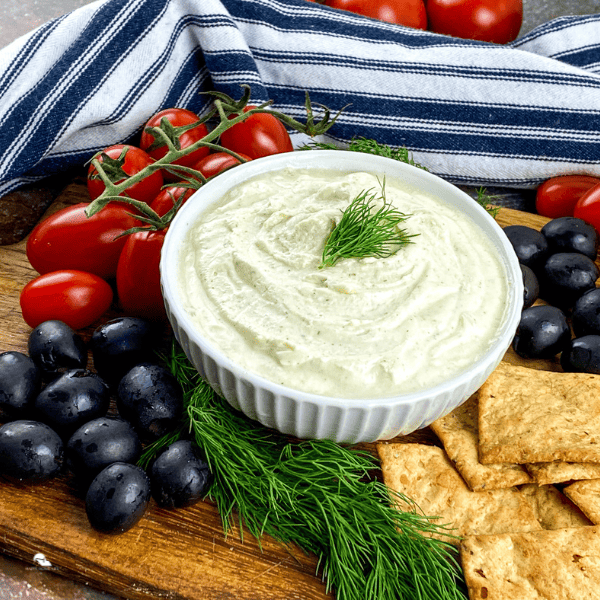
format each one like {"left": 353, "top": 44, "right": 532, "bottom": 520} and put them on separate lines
{"left": 160, "top": 150, "right": 523, "bottom": 444}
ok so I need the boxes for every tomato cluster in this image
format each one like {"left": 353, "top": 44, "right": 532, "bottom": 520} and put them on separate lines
{"left": 21, "top": 105, "right": 294, "bottom": 330}
{"left": 320, "top": 0, "right": 523, "bottom": 44}
{"left": 536, "top": 175, "right": 600, "bottom": 235}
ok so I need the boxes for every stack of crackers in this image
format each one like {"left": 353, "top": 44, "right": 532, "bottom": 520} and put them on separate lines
{"left": 378, "top": 361, "right": 600, "bottom": 600}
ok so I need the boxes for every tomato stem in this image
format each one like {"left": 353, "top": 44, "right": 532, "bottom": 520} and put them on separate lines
{"left": 85, "top": 86, "right": 345, "bottom": 223}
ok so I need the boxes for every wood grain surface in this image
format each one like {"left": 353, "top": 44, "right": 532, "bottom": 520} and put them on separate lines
{"left": 0, "top": 177, "right": 553, "bottom": 600}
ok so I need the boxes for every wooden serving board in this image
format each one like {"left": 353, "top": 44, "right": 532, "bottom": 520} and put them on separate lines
{"left": 0, "top": 177, "right": 552, "bottom": 600}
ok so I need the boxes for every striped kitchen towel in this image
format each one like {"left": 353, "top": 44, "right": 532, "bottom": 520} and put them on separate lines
{"left": 0, "top": 0, "right": 599, "bottom": 199}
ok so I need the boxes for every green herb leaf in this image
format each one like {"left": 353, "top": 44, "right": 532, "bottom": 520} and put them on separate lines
{"left": 475, "top": 187, "right": 501, "bottom": 219}
{"left": 303, "top": 136, "right": 428, "bottom": 171}
{"left": 320, "top": 180, "right": 417, "bottom": 268}
{"left": 142, "top": 342, "right": 467, "bottom": 600}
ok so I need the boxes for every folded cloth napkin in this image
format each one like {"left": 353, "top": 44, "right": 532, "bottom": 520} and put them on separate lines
{"left": 0, "top": 0, "right": 599, "bottom": 203}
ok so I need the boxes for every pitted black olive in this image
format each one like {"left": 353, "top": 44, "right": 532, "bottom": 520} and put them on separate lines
{"left": 0, "top": 351, "right": 41, "bottom": 418}
{"left": 27, "top": 320, "right": 87, "bottom": 377}
{"left": 503, "top": 225, "right": 549, "bottom": 273}
{"left": 512, "top": 305, "right": 571, "bottom": 359}
{"left": 0, "top": 420, "right": 64, "bottom": 483}
{"left": 539, "top": 252, "right": 599, "bottom": 309}
{"left": 541, "top": 216, "right": 597, "bottom": 260}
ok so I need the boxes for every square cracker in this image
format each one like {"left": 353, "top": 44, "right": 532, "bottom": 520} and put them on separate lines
{"left": 564, "top": 479, "right": 600, "bottom": 525}
{"left": 430, "top": 393, "right": 531, "bottom": 491}
{"left": 478, "top": 362, "right": 600, "bottom": 464}
{"left": 460, "top": 526, "right": 600, "bottom": 600}
{"left": 526, "top": 461, "right": 600, "bottom": 486}
{"left": 377, "top": 443, "right": 541, "bottom": 545}
{"left": 519, "top": 483, "right": 592, "bottom": 529}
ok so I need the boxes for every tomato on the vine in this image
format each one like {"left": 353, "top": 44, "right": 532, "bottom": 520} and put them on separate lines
{"left": 26, "top": 203, "right": 141, "bottom": 280}
{"left": 149, "top": 186, "right": 195, "bottom": 217}
{"left": 140, "top": 108, "right": 210, "bottom": 181}
{"left": 116, "top": 230, "right": 167, "bottom": 321}
{"left": 20, "top": 270, "right": 113, "bottom": 330}
{"left": 536, "top": 175, "right": 600, "bottom": 219}
{"left": 326, "top": 0, "right": 427, "bottom": 29}
{"left": 574, "top": 183, "right": 600, "bottom": 235}
{"left": 219, "top": 107, "right": 293, "bottom": 160}
{"left": 192, "top": 152, "right": 252, "bottom": 179}
{"left": 87, "top": 144, "right": 163, "bottom": 203}
{"left": 426, "top": 0, "right": 523, "bottom": 44}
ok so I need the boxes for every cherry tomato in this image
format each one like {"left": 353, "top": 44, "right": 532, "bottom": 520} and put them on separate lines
{"left": 192, "top": 152, "right": 252, "bottom": 179}
{"left": 26, "top": 203, "right": 140, "bottom": 280}
{"left": 20, "top": 270, "right": 113, "bottom": 330}
{"left": 149, "top": 186, "right": 196, "bottom": 217}
{"left": 536, "top": 175, "right": 600, "bottom": 219}
{"left": 326, "top": 0, "right": 427, "bottom": 28}
{"left": 574, "top": 183, "right": 600, "bottom": 235}
{"left": 116, "top": 230, "right": 167, "bottom": 321}
{"left": 140, "top": 108, "right": 210, "bottom": 181}
{"left": 426, "top": 0, "right": 523, "bottom": 44}
{"left": 219, "top": 107, "right": 293, "bottom": 160}
{"left": 87, "top": 144, "right": 163, "bottom": 203}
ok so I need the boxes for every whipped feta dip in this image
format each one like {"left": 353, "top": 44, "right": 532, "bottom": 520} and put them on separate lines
{"left": 178, "top": 168, "right": 509, "bottom": 398}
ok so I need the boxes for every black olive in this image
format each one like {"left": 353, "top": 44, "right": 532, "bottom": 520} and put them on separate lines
{"left": 33, "top": 369, "right": 111, "bottom": 438}
{"left": 0, "top": 420, "right": 64, "bottom": 483}
{"left": 512, "top": 305, "right": 571, "bottom": 359}
{"left": 560, "top": 335, "right": 600, "bottom": 374}
{"left": 0, "top": 351, "right": 42, "bottom": 418}
{"left": 503, "top": 225, "right": 549, "bottom": 273}
{"left": 520, "top": 264, "right": 539, "bottom": 309}
{"left": 117, "top": 363, "right": 183, "bottom": 440}
{"left": 150, "top": 440, "right": 212, "bottom": 509}
{"left": 572, "top": 288, "right": 600, "bottom": 337}
{"left": 90, "top": 317, "right": 159, "bottom": 387}
{"left": 66, "top": 417, "right": 142, "bottom": 483}
{"left": 541, "top": 217, "right": 598, "bottom": 260}
{"left": 85, "top": 462, "right": 151, "bottom": 534}
{"left": 539, "top": 252, "right": 599, "bottom": 309}
{"left": 27, "top": 320, "right": 87, "bottom": 378}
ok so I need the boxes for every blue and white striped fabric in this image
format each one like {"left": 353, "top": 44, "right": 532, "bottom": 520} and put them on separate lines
{"left": 0, "top": 0, "right": 599, "bottom": 199}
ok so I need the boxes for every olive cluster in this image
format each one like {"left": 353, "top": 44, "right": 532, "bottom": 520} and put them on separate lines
{"left": 0, "top": 318, "right": 211, "bottom": 534}
{"left": 505, "top": 216, "right": 600, "bottom": 372}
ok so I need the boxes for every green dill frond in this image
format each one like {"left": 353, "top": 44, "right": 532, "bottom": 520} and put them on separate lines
{"left": 302, "top": 136, "right": 427, "bottom": 171}
{"left": 320, "top": 179, "right": 417, "bottom": 268}
{"left": 146, "top": 341, "right": 467, "bottom": 600}
{"left": 475, "top": 187, "right": 501, "bottom": 219}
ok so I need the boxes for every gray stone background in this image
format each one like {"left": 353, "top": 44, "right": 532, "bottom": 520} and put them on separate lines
{"left": 0, "top": 1, "right": 598, "bottom": 599}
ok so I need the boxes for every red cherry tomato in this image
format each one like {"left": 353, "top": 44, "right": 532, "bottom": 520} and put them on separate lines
{"left": 116, "top": 229, "right": 167, "bottom": 321}
{"left": 426, "top": 0, "right": 523, "bottom": 44}
{"left": 219, "top": 107, "right": 293, "bottom": 160}
{"left": 574, "top": 183, "right": 600, "bottom": 235}
{"left": 20, "top": 270, "right": 113, "bottom": 330}
{"left": 87, "top": 144, "right": 163, "bottom": 202}
{"left": 536, "top": 175, "right": 600, "bottom": 219}
{"left": 140, "top": 108, "right": 210, "bottom": 181}
{"left": 192, "top": 152, "right": 252, "bottom": 179}
{"left": 149, "top": 186, "right": 196, "bottom": 217}
{"left": 26, "top": 203, "right": 141, "bottom": 279}
{"left": 326, "top": 0, "right": 427, "bottom": 28}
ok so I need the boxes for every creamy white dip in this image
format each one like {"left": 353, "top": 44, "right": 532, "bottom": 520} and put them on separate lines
{"left": 178, "top": 168, "right": 509, "bottom": 398}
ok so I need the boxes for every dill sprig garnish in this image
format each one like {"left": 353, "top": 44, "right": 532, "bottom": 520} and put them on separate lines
{"left": 320, "top": 180, "right": 417, "bottom": 268}
{"left": 141, "top": 342, "right": 467, "bottom": 600}
{"left": 303, "top": 136, "right": 428, "bottom": 170}
{"left": 475, "top": 186, "right": 501, "bottom": 219}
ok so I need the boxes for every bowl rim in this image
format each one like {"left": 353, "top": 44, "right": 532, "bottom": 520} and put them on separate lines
{"left": 160, "top": 150, "right": 523, "bottom": 408}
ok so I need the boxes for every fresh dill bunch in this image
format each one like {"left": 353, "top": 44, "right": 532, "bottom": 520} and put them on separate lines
{"left": 475, "top": 187, "right": 501, "bottom": 219}
{"left": 320, "top": 179, "right": 417, "bottom": 268}
{"left": 143, "top": 341, "right": 467, "bottom": 600}
{"left": 303, "top": 136, "right": 428, "bottom": 170}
